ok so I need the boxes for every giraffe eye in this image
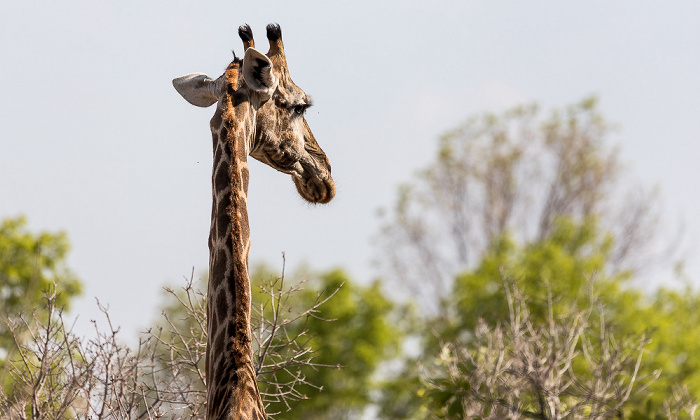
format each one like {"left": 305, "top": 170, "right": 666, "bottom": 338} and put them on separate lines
{"left": 293, "top": 105, "right": 306, "bottom": 115}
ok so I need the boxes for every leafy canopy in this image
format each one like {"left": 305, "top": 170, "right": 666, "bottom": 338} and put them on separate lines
{"left": 0, "top": 216, "right": 82, "bottom": 357}
{"left": 376, "top": 98, "right": 696, "bottom": 418}
{"left": 258, "top": 267, "right": 401, "bottom": 419}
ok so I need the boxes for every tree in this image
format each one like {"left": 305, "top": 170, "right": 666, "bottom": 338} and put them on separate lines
{"left": 379, "top": 217, "right": 700, "bottom": 418}
{"left": 259, "top": 267, "right": 402, "bottom": 419}
{"left": 146, "top": 263, "right": 402, "bottom": 419}
{"left": 0, "top": 248, "right": 399, "bottom": 418}
{"left": 424, "top": 277, "right": 655, "bottom": 420}
{"left": 378, "top": 98, "right": 663, "bottom": 314}
{"left": 0, "top": 216, "right": 82, "bottom": 362}
{"left": 376, "top": 99, "right": 695, "bottom": 418}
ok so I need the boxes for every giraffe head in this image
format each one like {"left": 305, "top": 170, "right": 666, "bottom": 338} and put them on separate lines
{"left": 173, "top": 23, "right": 335, "bottom": 204}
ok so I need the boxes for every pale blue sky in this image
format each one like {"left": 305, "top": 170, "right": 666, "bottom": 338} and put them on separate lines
{"left": 1, "top": 1, "right": 699, "bottom": 339}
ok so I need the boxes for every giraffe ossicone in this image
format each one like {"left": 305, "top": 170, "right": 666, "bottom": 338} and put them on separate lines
{"left": 173, "top": 23, "right": 334, "bottom": 420}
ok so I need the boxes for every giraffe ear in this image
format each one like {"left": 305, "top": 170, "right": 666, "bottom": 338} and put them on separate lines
{"left": 242, "top": 47, "right": 278, "bottom": 96}
{"left": 172, "top": 73, "right": 220, "bottom": 107}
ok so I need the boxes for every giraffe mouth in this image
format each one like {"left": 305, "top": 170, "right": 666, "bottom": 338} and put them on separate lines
{"left": 292, "top": 173, "right": 335, "bottom": 204}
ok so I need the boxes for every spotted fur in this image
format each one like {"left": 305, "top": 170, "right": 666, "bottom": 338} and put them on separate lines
{"left": 174, "top": 23, "right": 334, "bottom": 420}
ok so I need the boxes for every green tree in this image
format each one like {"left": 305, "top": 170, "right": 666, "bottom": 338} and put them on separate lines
{"left": 624, "top": 284, "right": 700, "bottom": 409}
{"left": 378, "top": 98, "right": 663, "bottom": 314}
{"left": 261, "top": 268, "right": 402, "bottom": 419}
{"left": 423, "top": 274, "right": 654, "bottom": 420}
{"left": 376, "top": 99, "right": 695, "bottom": 418}
{"left": 0, "top": 216, "right": 82, "bottom": 361}
{"left": 380, "top": 217, "right": 700, "bottom": 418}
{"left": 445, "top": 217, "right": 634, "bottom": 340}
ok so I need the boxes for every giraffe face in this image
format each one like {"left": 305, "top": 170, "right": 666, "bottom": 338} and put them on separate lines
{"left": 172, "top": 24, "right": 335, "bottom": 204}
{"left": 250, "top": 80, "right": 335, "bottom": 204}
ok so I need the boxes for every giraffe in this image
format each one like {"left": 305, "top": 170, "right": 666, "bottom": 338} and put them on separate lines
{"left": 172, "top": 23, "right": 335, "bottom": 420}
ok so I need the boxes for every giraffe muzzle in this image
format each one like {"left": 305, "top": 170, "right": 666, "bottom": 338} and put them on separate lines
{"left": 293, "top": 172, "right": 335, "bottom": 204}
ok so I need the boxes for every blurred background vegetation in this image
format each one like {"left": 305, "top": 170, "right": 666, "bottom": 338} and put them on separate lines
{"left": 1, "top": 98, "right": 698, "bottom": 419}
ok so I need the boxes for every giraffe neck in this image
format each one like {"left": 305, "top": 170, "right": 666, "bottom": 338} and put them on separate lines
{"left": 206, "top": 67, "right": 266, "bottom": 420}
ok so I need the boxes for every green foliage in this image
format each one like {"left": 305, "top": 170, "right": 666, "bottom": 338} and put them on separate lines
{"left": 625, "top": 286, "right": 700, "bottom": 407}
{"left": 420, "top": 277, "right": 655, "bottom": 419}
{"left": 0, "top": 216, "right": 82, "bottom": 414}
{"left": 256, "top": 267, "right": 402, "bottom": 420}
{"left": 376, "top": 98, "right": 699, "bottom": 418}
{"left": 0, "top": 216, "right": 82, "bottom": 358}
{"left": 447, "top": 217, "right": 629, "bottom": 340}
{"left": 378, "top": 216, "right": 700, "bottom": 418}
{"left": 151, "top": 264, "right": 402, "bottom": 419}
{"left": 378, "top": 97, "right": 644, "bottom": 311}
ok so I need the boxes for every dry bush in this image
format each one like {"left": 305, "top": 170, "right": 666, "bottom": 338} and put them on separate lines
{"left": 0, "top": 262, "right": 340, "bottom": 419}
{"left": 251, "top": 264, "right": 342, "bottom": 415}
{"left": 662, "top": 386, "right": 700, "bottom": 420}
{"left": 422, "top": 276, "right": 664, "bottom": 420}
